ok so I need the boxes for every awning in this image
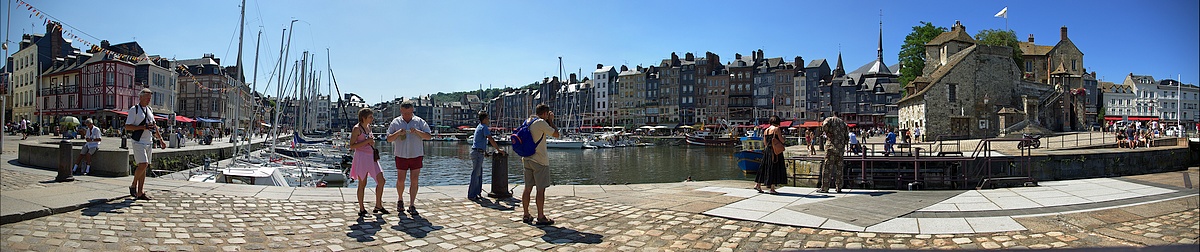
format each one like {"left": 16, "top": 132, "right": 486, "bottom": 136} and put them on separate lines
{"left": 799, "top": 121, "right": 822, "bottom": 128}
{"left": 847, "top": 123, "right": 858, "bottom": 128}
{"left": 174, "top": 115, "right": 196, "bottom": 123}
{"left": 196, "top": 117, "right": 222, "bottom": 123}
{"left": 1104, "top": 116, "right": 1159, "bottom": 121}
{"left": 457, "top": 125, "right": 471, "bottom": 130}
{"left": 780, "top": 121, "right": 793, "bottom": 127}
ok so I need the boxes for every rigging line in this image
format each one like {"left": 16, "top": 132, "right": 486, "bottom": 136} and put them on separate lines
{"left": 222, "top": 12, "right": 241, "bottom": 67}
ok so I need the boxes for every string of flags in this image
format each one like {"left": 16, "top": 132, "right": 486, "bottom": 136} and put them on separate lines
{"left": 16, "top": 0, "right": 150, "bottom": 62}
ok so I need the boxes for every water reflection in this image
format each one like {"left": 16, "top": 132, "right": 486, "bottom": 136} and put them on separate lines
{"left": 346, "top": 141, "right": 752, "bottom": 188}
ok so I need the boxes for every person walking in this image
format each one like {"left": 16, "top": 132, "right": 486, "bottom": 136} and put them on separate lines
{"left": 72, "top": 119, "right": 102, "bottom": 175}
{"left": 913, "top": 123, "right": 923, "bottom": 143}
{"left": 848, "top": 130, "right": 860, "bottom": 156}
{"left": 386, "top": 101, "right": 432, "bottom": 214}
{"left": 125, "top": 89, "right": 164, "bottom": 200}
{"left": 884, "top": 128, "right": 897, "bottom": 156}
{"left": 754, "top": 116, "right": 788, "bottom": 195}
{"left": 521, "top": 104, "right": 560, "bottom": 226}
{"left": 350, "top": 108, "right": 388, "bottom": 216}
{"left": 469, "top": 112, "right": 502, "bottom": 201}
{"left": 19, "top": 118, "right": 28, "bottom": 140}
{"left": 806, "top": 129, "right": 816, "bottom": 155}
{"left": 819, "top": 115, "right": 849, "bottom": 193}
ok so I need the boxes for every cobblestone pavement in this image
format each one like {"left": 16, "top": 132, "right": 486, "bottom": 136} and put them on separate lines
{"left": 1, "top": 188, "right": 1197, "bottom": 251}
{"left": 0, "top": 165, "right": 89, "bottom": 191}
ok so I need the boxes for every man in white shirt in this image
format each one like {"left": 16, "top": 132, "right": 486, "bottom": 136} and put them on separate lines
{"left": 386, "top": 101, "right": 432, "bottom": 214}
{"left": 72, "top": 118, "right": 102, "bottom": 175}
{"left": 125, "top": 88, "right": 162, "bottom": 200}
{"left": 521, "top": 104, "right": 561, "bottom": 226}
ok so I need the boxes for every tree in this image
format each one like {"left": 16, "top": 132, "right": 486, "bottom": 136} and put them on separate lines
{"left": 898, "top": 22, "right": 948, "bottom": 95}
{"left": 974, "top": 29, "right": 1025, "bottom": 72}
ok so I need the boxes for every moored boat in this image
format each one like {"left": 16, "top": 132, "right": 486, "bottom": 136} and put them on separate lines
{"left": 735, "top": 135, "right": 765, "bottom": 173}
{"left": 686, "top": 131, "right": 738, "bottom": 147}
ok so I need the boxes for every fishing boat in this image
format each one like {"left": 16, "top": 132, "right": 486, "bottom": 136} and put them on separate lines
{"left": 686, "top": 130, "right": 738, "bottom": 147}
{"left": 734, "top": 133, "right": 765, "bottom": 173}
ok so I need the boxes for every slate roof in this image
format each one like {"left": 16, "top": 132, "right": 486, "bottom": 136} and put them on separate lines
{"left": 593, "top": 65, "right": 614, "bottom": 73}
{"left": 926, "top": 26, "right": 975, "bottom": 46}
{"left": 850, "top": 59, "right": 892, "bottom": 76}
{"left": 806, "top": 59, "right": 828, "bottom": 68}
{"left": 1019, "top": 42, "right": 1054, "bottom": 56}
{"left": 888, "top": 64, "right": 900, "bottom": 75}
{"left": 898, "top": 45, "right": 978, "bottom": 104}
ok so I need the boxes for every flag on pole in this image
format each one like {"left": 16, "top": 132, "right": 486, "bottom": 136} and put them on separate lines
{"left": 994, "top": 7, "right": 1008, "bottom": 18}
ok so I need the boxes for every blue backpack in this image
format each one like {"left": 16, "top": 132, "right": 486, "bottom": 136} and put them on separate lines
{"left": 511, "top": 119, "right": 544, "bottom": 157}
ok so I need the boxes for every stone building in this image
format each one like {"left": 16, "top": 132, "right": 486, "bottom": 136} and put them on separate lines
{"left": 12, "top": 21, "right": 75, "bottom": 127}
{"left": 1019, "top": 26, "right": 1090, "bottom": 130}
{"left": 697, "top": 52, "right": 727, "bottom": 124}
{"left": 899, "top": 21, "right": 1027, "bottom": 140}
{"left": 615, "top": 65, "right": 643, "bottom": 127}
{"left": 592, "top": 64, "right": 617, "bottom": 125}
{"left": 727, "top": 53, "right": 756, "bottom": 124}
{"left": 173, "top": 54, "right": 252, "bottom": 128}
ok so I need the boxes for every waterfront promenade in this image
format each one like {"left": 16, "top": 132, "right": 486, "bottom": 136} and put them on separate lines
{"left": 2, "top": 134, "right": 1198, "bottom": 251}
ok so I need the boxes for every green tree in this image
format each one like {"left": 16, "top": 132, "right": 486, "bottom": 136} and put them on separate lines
{"left": 974, "top": 29, "right": 1025, "bottom": 72}
{"left": 898, "top": 22, "right": 948, "bottom": 95}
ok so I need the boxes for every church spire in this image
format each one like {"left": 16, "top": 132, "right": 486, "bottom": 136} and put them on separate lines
{"left": 878, "top": 10, "right": 884, "bottom": 63}
{"left": 833, "top": 50, "right": 845, "bottom": 77}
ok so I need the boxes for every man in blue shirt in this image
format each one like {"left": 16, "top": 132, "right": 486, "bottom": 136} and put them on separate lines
{"left": 469, "top": 112, "right": 502, "bottom": 201}
{"left": 884, "top": 128, "right": 897, "bottom": 156}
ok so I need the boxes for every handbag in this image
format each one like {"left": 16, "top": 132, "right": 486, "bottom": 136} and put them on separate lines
{"left": 363, "top": 127, "right": 380, "bottom": 161}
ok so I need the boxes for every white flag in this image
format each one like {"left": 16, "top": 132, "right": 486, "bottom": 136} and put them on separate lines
{"left": 994, "top": 7, "right": 1008, "bottom": 18}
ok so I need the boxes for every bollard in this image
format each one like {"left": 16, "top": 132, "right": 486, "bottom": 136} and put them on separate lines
{"left": 487, "top": 151, "right": 512, "bottom": 199}
{"left": 55, "top": 140, "right": 75, "bottom": 182}
{"left": 121, "top": 135, "right": 128, "bottom": 149}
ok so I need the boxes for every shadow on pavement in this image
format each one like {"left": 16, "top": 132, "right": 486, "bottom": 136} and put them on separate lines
{"left": 537, "top": 225, "right": 603, "bottom": 244}
{"left": 391, "top": 211, "right": 442, "bottom": 238}
{"left": 473, "top": 197, "right": 518, "bottom": 211}
{"left": 348, "top": 214, "right": 388, "bottom": 242}
{"left": 80, "top": 198, "right": 135, "bottom": 216}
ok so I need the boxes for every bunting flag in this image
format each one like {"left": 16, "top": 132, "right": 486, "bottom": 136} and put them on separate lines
{"left": 16, "top": 0, "right": 150, "bottom": 62}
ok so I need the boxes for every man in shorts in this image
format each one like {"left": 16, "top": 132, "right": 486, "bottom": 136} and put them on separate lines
{"left": 126, "top": 88, "right": 162, "bottom": 200}
{"left": 521, "top": 104, "right": 560, "bottom": 226}
{"left": 72, "top": 118, "right": 102, "bottom": 175}
{"left": 387, "top": 100, "right": 432, "bottom": 214}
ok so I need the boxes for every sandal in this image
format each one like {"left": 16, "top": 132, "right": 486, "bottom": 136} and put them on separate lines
{"left": 535, "top": 218, "right": 555, "bottom": 226}
{"left": 373, "top": 206, "right": 389, "bottom": 214}
{"left": 129, "top": 186, "right": 137, "bottom": 197}
{"left": 521, "top": 215, "right": 534, "bottom": 224}
{"left": 397, "top": 200, "right": 404, "bottom": 214}
{"left": 136, "top": 194, "right": 152, "bottom": 200}
{"left": 754, "top": 187, "right": 764, "bottom": 194}
{"left": 407, "top": 205, "right": 418, "bottom": 215}
{"left": 358, "top": 209, "right": 368, "bottom": 217}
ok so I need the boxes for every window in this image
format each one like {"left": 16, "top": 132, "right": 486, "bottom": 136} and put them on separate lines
{"left": 1025, "top": 61, "right": 1033, "bottom": 71}
{"left": 1071, "top": 59, "right": 1077, "bottom": 70}
{"left": 947, "top": 84, "right": 957, "bottom": 102}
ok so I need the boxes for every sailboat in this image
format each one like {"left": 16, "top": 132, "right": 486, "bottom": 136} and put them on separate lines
{"left": 545, "top": 56, "right": 586, "bottom": 149}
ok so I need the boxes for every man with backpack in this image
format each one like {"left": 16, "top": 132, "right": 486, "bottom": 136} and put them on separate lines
{"left": 515, "top": 104, "right": 560, "bottom": 226}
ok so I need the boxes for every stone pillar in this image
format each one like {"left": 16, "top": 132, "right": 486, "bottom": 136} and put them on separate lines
{"left": 1022, "top": 95, "right": 1038, "bottom": 124}
{"left": 55, "top": 140, "right": 75, "bottom": 182}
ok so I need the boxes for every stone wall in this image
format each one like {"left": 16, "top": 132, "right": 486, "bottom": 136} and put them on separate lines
{"left": 921, "top": 45, "right": 1023, "bottom": 140}
{"left": 18, "top": 140, "right": 269, "bottom": 177}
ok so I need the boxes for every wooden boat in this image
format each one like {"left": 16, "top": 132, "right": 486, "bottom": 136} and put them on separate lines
{"left": 686, "top": 131, "right": 738, "bottom": 147}
{"left": 734, "top": 135, "right": 764, "bottom": 173}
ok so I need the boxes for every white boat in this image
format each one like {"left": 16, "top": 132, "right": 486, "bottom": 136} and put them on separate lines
{"left": 190, "top": 166, "right": 290, "bottom": 187}
{"left": 546, "top": 138, "right": 586, "bottom": 149}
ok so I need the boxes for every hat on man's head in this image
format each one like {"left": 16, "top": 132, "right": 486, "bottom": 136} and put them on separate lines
{"left": 401, "top": 100, "right": 415, "bottom": 108}
{"left": 141, "top": 88, "right": 153, "bottom": 94}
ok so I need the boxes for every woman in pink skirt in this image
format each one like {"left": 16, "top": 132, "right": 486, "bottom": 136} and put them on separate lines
{"left": 350, "top": 108, "right": 388, "bottom": 216}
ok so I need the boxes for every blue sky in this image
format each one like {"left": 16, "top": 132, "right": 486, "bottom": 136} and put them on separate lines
{"left": 4, "top": 0, "right": 1198, "bottom": 104}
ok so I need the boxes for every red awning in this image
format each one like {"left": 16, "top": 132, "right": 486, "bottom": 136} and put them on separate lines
{"left": 847, "top": 123, "right": 858, "bottom": 128}
{"left": 1104, "top": 116, "right": 1159, "bottom": 121}
{"left": 174, "top": 115, "right": 196, "bottom": 123}
{"left": 800, "top": 121, "right": 822, "bottom": 128}
{"left": 758, "top": 124, "right": 770, "bottom": 128}
{"left": 457, "top": 125, "right": 471, "bottom": 130}
{"left": 780, "top": 121, "right": 793, "bottom": 127}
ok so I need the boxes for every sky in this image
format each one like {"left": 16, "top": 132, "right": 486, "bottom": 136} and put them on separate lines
{"left": 4, "top": 0, "right": 1198, "bottom": 105}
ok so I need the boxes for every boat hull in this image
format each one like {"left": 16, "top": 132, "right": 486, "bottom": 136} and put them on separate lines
{"left": 735, "top": 150, "right": 763, "bottom": 173}
{"left": 686, "top": 136, "right": 738, "bottom": 147}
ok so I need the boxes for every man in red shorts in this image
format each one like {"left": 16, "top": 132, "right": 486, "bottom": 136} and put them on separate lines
{"left": 387, "top": 101, "right": 432, "bottom": 214}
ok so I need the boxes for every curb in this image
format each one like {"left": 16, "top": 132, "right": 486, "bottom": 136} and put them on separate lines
{"left": 1, "top": 194, "right": 131, "bottom": 225}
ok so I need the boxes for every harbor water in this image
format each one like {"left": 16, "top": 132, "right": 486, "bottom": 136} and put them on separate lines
{"left": 345, "top": 141, "right": 753, "bottom": 188}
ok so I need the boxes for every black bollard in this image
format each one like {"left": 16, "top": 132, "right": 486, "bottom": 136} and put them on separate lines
{"left": 55, "top": 140, "right": 75, "bottom": 182}
{"left": 487, "top": 151, "right": 512, "bottom": 199}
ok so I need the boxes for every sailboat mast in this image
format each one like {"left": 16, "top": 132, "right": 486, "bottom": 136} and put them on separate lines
{"left": 233, "top": 0, "right": 246, "bottom": 154}
{"left": 251, "top": 30, "right": 261, "bottom": 136}
{"left": 271, "top": 28, "right": 287, "bottom": 150}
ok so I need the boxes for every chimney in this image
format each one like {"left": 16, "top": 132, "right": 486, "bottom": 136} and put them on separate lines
{"left": 620, "top": 65, "right": 628, "bottom": 72}
{"left": 671, "top": 52, "right": 679, "bottom": 62}
{"left": 685, "top": 52, "right": 694, "bottom": 61}
{"left": 596, "top": 63, "right": 603, "bottom": 70}
{"left": 569, "top": 73, "right": 577, "bottom": 83}
{"left": 795, "top": 56, "right": 804, "bottom": 68}
{"left": 544, "top": 77, "right": 550, "bottom": 84}
{"left": 100, "top": 40, "right": 110, "bottom": 49}
{"left": 735, "top": 53, "right": 742, "bottom": 59}
{"left": 1060, "top": 26, "right": 1068, "bottom": 40}
{"left": 1028, "top": 34, "right": 1035, "bottom": 43}
{"left": 953, "top": 20, "right": 962, "bottom": 31}
{"left": 757, "top": 49, "right": 764, "bottom": 60}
